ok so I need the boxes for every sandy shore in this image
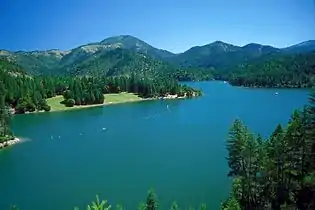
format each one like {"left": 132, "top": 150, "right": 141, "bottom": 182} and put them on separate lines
{"left": 0, "top": 137, "right": 21, "bottom": 149}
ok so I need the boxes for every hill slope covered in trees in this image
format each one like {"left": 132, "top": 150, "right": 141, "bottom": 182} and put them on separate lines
{"left": 216, "top": 51, "right": 315, "bottom": 88}
{"left": 0, "top": 58, "right": 201, "bottom": 115}
{"left": 1, "top": 36, "right": 314, "bottom": 78}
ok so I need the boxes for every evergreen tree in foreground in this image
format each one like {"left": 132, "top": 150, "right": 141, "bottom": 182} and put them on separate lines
{"left": 224, "top": 89, "right": 315, "bottom": 210}
{"left": 145, "top": 190, "right": 158, "bottom": 210}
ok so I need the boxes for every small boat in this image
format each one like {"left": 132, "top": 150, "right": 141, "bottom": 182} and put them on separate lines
{"left": 275, "top": 92, "right": 279, "bottom": 95}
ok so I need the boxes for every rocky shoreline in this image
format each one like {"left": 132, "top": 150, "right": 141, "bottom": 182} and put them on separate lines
{"left": 0, "top": 138, "right": 20, "bottom": 149}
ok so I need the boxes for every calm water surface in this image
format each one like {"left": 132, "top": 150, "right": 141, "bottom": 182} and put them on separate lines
{"left": 0, "top": 81, "right": 310, "bottom": 210}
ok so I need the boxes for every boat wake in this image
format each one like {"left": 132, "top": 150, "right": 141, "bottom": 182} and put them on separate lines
{"left": 18, "top": 137, "right": 32, "bottom": 143}
{"left": 143, "top": 114, "right": 161, "bottom": 120}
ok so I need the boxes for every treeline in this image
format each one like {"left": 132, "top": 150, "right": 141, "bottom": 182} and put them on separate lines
{"left": 223, "top": 90, "right": 315, "bottom": 209}
{"left": 0, "top": 59, "right": 201, "bottom": 113}
{"left": 0, "top": 82, "right": 14, "bottom": 142}
{"left": 216, "top": 52, "right": 315, "bottom": 88}
{"left": 61, "top": 74, "right": 201, "bottom": 107}
{"left": 170, "top": 68, "right": 214, "bottom": 82}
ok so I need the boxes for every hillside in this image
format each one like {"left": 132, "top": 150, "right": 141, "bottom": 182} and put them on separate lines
{"left": 99, "top": 35, "right": 175, "bottom": 59}
{"left": 283, "top": 40, "right": 315, "bottom": 53}
{"left": 168, "top": 41, "right": 284, "bottom": 69}
{"left": 0, "top": 50, "right": 67, "bottom": 75}
{"left": 58, "top": 48, "right": 177, "bottom": 77}
{"left": 0, "top": 58, "right": 28, "bottom": 77}
{"left": 219, "top": 51, "right": 315, "bottom": 88}
{"left": 0, "top": 36, "right": 314, "bottom": 77}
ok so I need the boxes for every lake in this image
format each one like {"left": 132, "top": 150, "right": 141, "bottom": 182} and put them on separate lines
{"left": 0, "top": 81, "right": 310, "bottom": 210}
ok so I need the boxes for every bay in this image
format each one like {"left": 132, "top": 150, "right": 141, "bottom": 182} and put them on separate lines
{"left": 0, "top": 81, "right": 310, "bottom": 210}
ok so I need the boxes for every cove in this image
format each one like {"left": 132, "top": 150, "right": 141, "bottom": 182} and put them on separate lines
{"left": 0, "top": 81, "right": 310, "bottom": 210}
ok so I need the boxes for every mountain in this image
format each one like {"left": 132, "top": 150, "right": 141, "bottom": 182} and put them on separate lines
{"left": 168, "top": 41, "right": 239, "bottom": 68}
{"left": 59, "top": 35, "right": 175, "bottom": 68}
{"left": 0, "top": 35, "right": 175, "bottom": 75}
{"left": 168, "top": 41, "right": 282, "bottom": 69}
{"left": 100, "top": 35, "right": 175, "bottom": 59}
{"left": 56, "top": 48, "right": 177, "bottom": 77}
{"left": 1, "top": 36, "right": 314, "bottom": 76}
{"left": 0, "top": 49, "right": 68, "bottom": 75}
{"left": 0, "top": 58, "right": 29, "bottom": 78}
{"left": 282, "top": 40, "right": 315, "bottom": 53}
{"left": 241, "top": 43, "right": 280, "bottom": 54}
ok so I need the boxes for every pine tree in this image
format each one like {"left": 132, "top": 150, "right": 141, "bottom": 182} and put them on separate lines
{"left": 307, "top": 89, "right": 315, "bottom": 169}
{"left": 145, "top": 189, "right": 158, "bottom": 210}
{"left": 170, "top": 201, "right": 179, "bottom": 210}
{"left": 226, "top": 119, "right": 247, "bottom": 177}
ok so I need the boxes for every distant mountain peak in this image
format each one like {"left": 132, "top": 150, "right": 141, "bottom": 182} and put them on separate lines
{"left": 283, "top": 40, "right": 315, "bottom": 53}
{"left": 212, "top": 40, "right": 229, "bottom": 45}
{"left": 98, "top": 35, "right": 175, "bottom": 59}
{"left": 241, "top": 43, "right": 280, "bottom": 55}
{"left": 290, "top": 40, "right": 315, "bottom": 47}
{"left": 100, "top": 35, "right": 143, "bottom": 44}
{"left": 243, "top": 43, "right": 262, "bottom": 47}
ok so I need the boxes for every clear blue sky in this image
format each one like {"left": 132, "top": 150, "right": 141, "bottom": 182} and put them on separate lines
{"left": 1, "top": 0, "right": 314, "bottom": 53}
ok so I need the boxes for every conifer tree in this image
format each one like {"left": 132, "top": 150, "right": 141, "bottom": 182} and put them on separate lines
{"left": 145, "top": 190, "right": 158, "bottom": 210}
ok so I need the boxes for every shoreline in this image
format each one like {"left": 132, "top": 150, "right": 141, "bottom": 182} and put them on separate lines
{"left": 0, "top": 137, "right": 21, "bottom": 149}
{"left": 15, "top": 93, "right": 193, "bottom": 115}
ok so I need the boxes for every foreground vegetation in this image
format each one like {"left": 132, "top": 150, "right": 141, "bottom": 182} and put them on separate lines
{"left": 223, "top": 90, "right": 315, "bottom": 209}
{"left": 10, "top": 190, "right": 206, "bottom": 210}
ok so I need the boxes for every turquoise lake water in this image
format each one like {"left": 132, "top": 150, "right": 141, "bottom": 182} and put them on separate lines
{"left": 0, "top": 81, "right": 310, "bottom": 210}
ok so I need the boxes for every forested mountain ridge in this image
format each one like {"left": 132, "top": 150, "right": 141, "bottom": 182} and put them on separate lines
{"left": 0, "top": 35, "right": 176, "bottom": 75}
{"left": 168, "top": 40, "right": 315, "bottom": 69}
{"left": 58, "top": 35, "right": 175, "bottom": 69}
{"left": 0, "top": 49, "right": 68, "bottom": 75}
{"left": 217, "top": 51, "right": 315, "bottom": 88}
{"left": 0, "top": 58, "right": 27, "bottom": 76}
{"left": 0, "top": 35, "right": 314, "bottom": 76}
{"left": 283, "top": 40, "right": 315, "bottom": 53}
{"left": 55, "top": 48, "right": 178, "bottom": 78}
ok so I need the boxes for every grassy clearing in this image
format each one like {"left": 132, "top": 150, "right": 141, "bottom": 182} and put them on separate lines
{"left": 46, "top": 92, "right": 143, "bottom": 112}
{"left": 104, "top": 92, "right": 142, "bottom": 104}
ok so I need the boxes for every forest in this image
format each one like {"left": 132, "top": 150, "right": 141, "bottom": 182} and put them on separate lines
{"left": 0, "top": 58, "right": 201, "bottom": 114}
{"left": 0, "top": 82, "right": 14, "bottom": 143}
{"left": 223, "top": 89, "right": 315, "bottom": 209}
{"left": 216, "top": 52, "right": 315, "bottom": 88}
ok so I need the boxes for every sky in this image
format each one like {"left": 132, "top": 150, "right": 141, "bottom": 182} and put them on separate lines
{"left": 1, "top": 0, "right": 315, "bottom": 53}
